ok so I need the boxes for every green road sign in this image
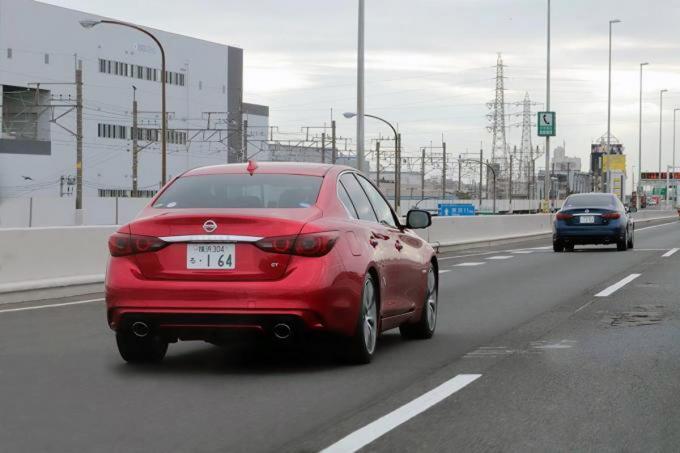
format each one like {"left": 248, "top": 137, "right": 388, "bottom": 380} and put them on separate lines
{"left": 537, "top": 111, "right": 556, "bottom": 137}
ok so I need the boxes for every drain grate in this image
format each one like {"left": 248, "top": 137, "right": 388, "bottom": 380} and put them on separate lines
{"left": 606, "top": 305, "right": 665, "bottom": 327}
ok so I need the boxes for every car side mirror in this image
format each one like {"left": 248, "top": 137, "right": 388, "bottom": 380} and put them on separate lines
{"left": 406, "top": 209, "right": 431, "bottom": 229}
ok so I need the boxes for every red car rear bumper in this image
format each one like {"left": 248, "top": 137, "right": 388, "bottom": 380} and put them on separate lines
{"left": 105, "top": 253, "right": 362, "bottom": 338}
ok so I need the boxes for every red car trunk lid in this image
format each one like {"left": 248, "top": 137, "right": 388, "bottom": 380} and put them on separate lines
{"left": 129, "top": 208, "right": 321, "bottom": 281}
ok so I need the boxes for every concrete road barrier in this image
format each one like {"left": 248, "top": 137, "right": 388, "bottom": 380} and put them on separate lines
{"left": 0, "top": 209, "right": 677, "bottom": 303}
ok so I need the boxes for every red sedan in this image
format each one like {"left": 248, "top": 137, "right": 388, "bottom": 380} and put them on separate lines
{"left": 106, "top": 162, "right": 438, "bottom": 364}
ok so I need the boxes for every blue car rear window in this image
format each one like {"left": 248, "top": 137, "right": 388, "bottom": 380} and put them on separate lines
{"left": 564, "top": 195, "right": 616, "bottom": 208}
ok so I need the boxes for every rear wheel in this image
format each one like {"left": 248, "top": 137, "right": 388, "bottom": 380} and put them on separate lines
{"left": 628, "top": 229, "right": 634, "bottom": 249}
{"left": 345, "top": 274, "right": 378, "bottom": 364}
{"left": 116, "top": 331, "right": 168, "bottom": 364}
{"left": 400, "top": 265, "right": 437, "bottom": 340}
{"left": 565, "top": 243, "right": 575, "bottom": 252}
{"left": 617, "top": 231, "right": 628, "bottom": 251}
{"left": 553, "top": 240, "right": 564, "bottom": 252}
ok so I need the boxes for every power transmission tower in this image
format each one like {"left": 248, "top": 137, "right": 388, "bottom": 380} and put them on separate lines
{"left": 487, "top": 53, "right": 507, "bottom": 162}
{"left": 519, "top": 92, "right": 533, "bottom": 199}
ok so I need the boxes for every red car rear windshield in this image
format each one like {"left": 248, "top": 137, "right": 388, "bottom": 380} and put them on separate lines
{"left": 153, "top": 174, "right": 323, "bottom": 209}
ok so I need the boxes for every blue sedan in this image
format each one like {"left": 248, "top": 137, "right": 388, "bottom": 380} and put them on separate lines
{"left": 553, "top": 193, "right": 634, "bottom": 252}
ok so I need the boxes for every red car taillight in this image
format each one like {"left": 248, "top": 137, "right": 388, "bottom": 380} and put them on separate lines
{"left": 602, "top": 212, "right": 621, "bottom": 220}
{"left": 556, "top": 212, "right": 573, "bottom": 220}
{"left": 108, "top": 232, "right": 168, "bottom": 257}
{"left": 255, "top": 231, "right": 339, "bottom": 257}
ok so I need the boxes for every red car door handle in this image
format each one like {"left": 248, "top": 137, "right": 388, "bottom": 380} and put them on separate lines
{"left": 395, "top": 241, "right": 403, "bottom": 251}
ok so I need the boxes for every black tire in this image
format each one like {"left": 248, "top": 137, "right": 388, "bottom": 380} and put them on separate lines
{"left": 617, "top": 232, "right": 628, "bottom": 251}
{"left": 553, "top": 240, "right": 564, "bottom": 252}
{"left": 400, "top": 264, "right": 437, "bottom": 340}
{"left": 628, "top": 230, "right": 634, "bottom": 249}
{"left": 116, "top": 331, "right": 168, "bottom": 363}
{"left": 345, "top": 274, "right": 378, "bottom": 365}
{"left": 565, "top": 243, "right": 575, "bottom": 252}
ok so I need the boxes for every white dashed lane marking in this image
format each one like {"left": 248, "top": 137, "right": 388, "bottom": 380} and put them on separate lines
{"left": 662, "top": 248, "right": 679, "bottom": 258}
{"left": 454, "top": 262, "right": 486, "bottom": 267}
{"left": 486, "top": 255, "right": 514, "bottom": 260}
{"left": 321, "top": 374, "right": 482, "bottom": 453}
{"left": 594, "top": 274, "right": 641, "bottom": 298}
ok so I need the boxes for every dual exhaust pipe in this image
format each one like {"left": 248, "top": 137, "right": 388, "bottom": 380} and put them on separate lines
{"left": 131, "top": 320, "right": 293, "bottom": 340}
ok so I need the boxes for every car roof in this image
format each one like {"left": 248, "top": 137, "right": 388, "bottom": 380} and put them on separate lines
{"left": 183, "top": 162, "right": 354, "bottom": 177}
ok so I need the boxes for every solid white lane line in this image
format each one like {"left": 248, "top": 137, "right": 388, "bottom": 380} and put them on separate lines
{"left": 635, "top": 220, "right": 678, "bottom": 231}
{"left": 454, "top": 262, "right": 485, "bottom": 267}
{"left": 662, "top": 248, "right": 679, "bottom": 257}
{"left": 0, "top": 298, "right": 104, "bottom": 314}
{"left": 320, "top": 374, "right": 482, "bottom": 453}
{"left": 531, "top": 246, "right": 552, "bottom": 250}
{"left": 594, "top": 274, "right": 641, "bottom": 298}
{"left": 511, "top": 250, "right": 534, "bottom": 254}
{"left": 486, "top": 255, "right": 513, "bottom": 260}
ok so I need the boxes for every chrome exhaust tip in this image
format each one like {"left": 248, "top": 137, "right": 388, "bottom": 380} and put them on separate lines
{"left": 272, "top": 323, "right": 292, "bottom": 340}
{"left": 131, "top": 321, "right": 150, "bottom": 338}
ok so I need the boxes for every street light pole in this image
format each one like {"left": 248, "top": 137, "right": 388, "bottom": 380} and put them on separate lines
{"left": 543, "top": 0, "right": 551, "bottom": 211}
{"left": 343, "top": 112, "right": 399, "bottom": 212}
{"left": 80, "top": 19, "right": 168, "bottom": 186}
{"left": 356, "top": 0, "right": 365, "bottom": 172}
{"left": 659, "top": 89, "right": 668, "bottom": 178}
{"left": 637, "top": 62, "right": 649, "bottom": 210}
{"left": 674, "top": 108, "right": 680, "bottom": 180}
{"left": 606, "top": 19, "right": 621, "bottom": 157}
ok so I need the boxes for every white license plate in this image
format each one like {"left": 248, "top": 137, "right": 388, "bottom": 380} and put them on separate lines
{"left": 187, "top": 243, "right": 235, "bottom": 269}
{"left": 580, "top": 216, "right": 595, "bottom": 224}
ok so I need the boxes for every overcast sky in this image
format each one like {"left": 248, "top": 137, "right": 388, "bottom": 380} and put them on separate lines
{"left": 44, "top": 0, "right": 680, "bottom": 174}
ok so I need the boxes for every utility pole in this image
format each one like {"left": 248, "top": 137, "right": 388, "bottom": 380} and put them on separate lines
{"left": 442, "top": 141, "right": 447, "bottom": 198}
{"left": 479, "top": 148, "right": 484, "bottom": 209}
{"left": 375, "top": 141, "right": 381, "bottom": 188}
{"left": 566, "top": 162, "right": 571, "bottom": 195}
{"left": 421, "top": 147, "right": 426, "bottom": 200}
{"left": 242, "top": 119, "right": 248, "bottom": 162}
{"left": 510, "top": 145, "right": 517, "bottom": 201}
{"left": 132, "top": 86, "right": 139, "bottom": 195}
{"left": 457, "top": 158, "right": 462, "bottom": 193}
{"left": 395, "top": 133, "right": 401, "bottom": 214}
{"left": 331, "top": 120, "right": 337, "bottom": 164}
{"left": 75, "top": 59, "right": 83, "bottom": 223}
{"left": 321, "top": 132, "right": 326, "bottom": 163}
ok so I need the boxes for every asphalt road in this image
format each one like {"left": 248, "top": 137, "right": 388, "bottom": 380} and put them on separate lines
{"left": 1, "top": 218, "right": 679, "bottom": 452}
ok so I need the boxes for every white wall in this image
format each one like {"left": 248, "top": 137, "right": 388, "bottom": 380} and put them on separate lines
{"left": 0, "top": 196, "right": 149, "bottom": 227}
{"left": 0, "top": 225, "right": 115, "bottom": 287}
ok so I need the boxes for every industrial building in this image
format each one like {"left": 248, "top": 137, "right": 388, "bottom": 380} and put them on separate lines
{"left": 0, "top": 0, "right": 268, "bottom": 199}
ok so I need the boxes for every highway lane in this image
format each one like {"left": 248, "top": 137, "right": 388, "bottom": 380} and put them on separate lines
{"left": 0, "top": 218, "right": 678, "bottom": 452}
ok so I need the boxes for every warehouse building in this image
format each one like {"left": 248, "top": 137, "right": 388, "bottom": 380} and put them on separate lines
{"left": 0, "top": 0, "right": 268, "bottom": 199}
